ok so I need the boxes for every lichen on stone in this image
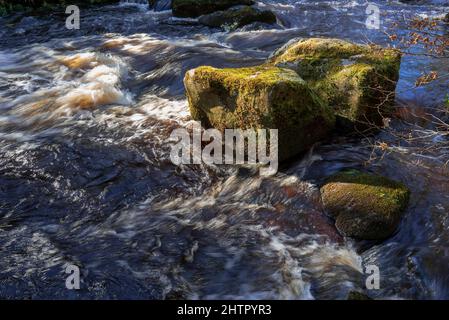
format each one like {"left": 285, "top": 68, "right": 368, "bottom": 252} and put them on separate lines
{"left": 172, "top": 0, "right": 254, "bottom": 18}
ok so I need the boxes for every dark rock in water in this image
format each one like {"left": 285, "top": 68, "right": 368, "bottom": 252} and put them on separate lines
{"left": 184, "top": 65, "right": 335, "bottom": 162}
{"left": 149, "top": 0, "right": 172, "bottom": 11}
{"left": 172, "top": 0, "right": 254, "bottom": 18}
{"left": 444, "top": 13, "right": 449, "bottom": 23}
{"left": 320, "top": 170, "right": 410, "bottom": 240}
{"left": 198, "top": 6, "right": 276, "bottom": 29}
{"left": 269, "top": 38, "right": 402, "bottom": 131}
{"left": 347, "top": 291, "right": 372, "bottom": 300}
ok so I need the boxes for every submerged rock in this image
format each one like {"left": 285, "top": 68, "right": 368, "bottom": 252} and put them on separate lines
{"left": 172, "top": 0, "right": 254, "bottom": 18}
{"left": 320, "top": 170, "right": 410, "bottom": 240}
{"left": 198, "top": 6, "right": 276, "bottom": 29}
{"left": 269, "top": 38, "right": 402, "bottom": 131}
{"left": 184, "top": 65, "right": 335, "bottom": 161}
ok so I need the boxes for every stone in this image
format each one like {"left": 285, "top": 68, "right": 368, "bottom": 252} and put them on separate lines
{"left": 198, "top": 6, "right": 276, "bottom": 29}
{"left": 269, "top": 38, "right": 402, "bottom": 130}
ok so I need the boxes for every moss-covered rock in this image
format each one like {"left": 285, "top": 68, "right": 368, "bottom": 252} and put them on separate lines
{"left": 269, "top": 38, "right": 402, "bottom": 130}
{"left": 320, "top": 170, "right": 410, "bottom": 240}
{"left": 184, "top": 65, "right": 335, "bottom": 161}
{"left": 198, "top": 6, "right": 276, "bottom": 29}
{"left": 347, "top": 291, "right": 372, "bottom": 300}
{"left": 172, "top": 0, "right": 254, "bottom": 18}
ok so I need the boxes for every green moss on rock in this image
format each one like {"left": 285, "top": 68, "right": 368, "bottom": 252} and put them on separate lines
{"left": 184, "top": 65, "right": 335, "bottom": 161}
{"left": 172, "top": 0, "right": 254, "bottom": 18}
{"left": 198, "top": 5, "right": 276, "bottom": 29}
{"left": 320, "top": 169, "right": 410, "bottom": 240}
{"left": 0, "top": 0, "right": 118, "bottom": 15}
{"left": 269, "top": 38, "right": 402, "bottom": 130}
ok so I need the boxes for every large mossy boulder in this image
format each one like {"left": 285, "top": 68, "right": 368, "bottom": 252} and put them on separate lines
{"left": 184, "top": 65, "right": 335, "bottom": 161}
{"left": 269, "top": 38, "right": 402, "bottom": 130}
{"left": 320, "top": 170, "right": 410, "bottom": 240}
{"left": 172, "top": 0, "right": 254, "bottom": 18}
{"left": 198, "top": 6, "right": 277, "bottom": 29}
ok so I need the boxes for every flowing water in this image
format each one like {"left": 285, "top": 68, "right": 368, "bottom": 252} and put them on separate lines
{"left": 0, "top": 0, "right": 448, "bottom": 299}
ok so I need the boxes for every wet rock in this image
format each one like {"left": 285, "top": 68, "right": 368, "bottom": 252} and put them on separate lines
{"left": 444, "top": 13, "right": 449, "bottom": 23}
{"left": 198, "top": 6, "right": 276, "bottom": 30}
{"left": 184, "top": 65, "right": 335, "bottom": 162}
{"left": 172, "top": 0, "right": 254, "bottom": 18}
{"left": 269, "top": 38, "right": 402, "bottom": 131}
{"left": 149, "top": 0, "right": 172, "bottom": 11}
{"left": 320, "top": 170, "right": 410, "bottom": 240}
